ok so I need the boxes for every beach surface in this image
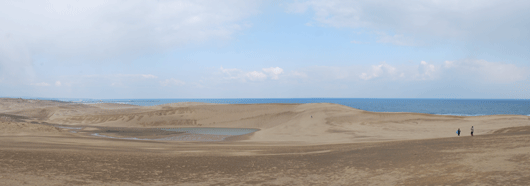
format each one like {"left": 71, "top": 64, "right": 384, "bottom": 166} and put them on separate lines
{"left": 1, "top": 98, "right": 529, "bottom": 185}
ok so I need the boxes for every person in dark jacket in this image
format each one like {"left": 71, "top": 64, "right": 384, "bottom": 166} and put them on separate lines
{"left": 457, "top": 128, "right": 461, "bottom": 136}
{"left": 471, "top": 126, "right": 474, "bottom": 136}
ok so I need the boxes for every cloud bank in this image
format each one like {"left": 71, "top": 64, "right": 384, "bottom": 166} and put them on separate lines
{"left": 293, "top": 60, "right": 528, "bottom": 83}
{"left": 288, "top": 0, "right": 530, "bottom": 45}
{"left": 220, "top": 67, "right": 284, "bottom": 82}
{"left": 0, "top": 0, "right": 260, "bottom": 84}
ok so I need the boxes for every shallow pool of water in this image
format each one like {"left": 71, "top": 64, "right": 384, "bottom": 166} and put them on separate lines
{"left": 84, "top": 127, "right": 259, "bottom": 141}
{"left": 160, "top": 128, "right": 259, "bottom": 135}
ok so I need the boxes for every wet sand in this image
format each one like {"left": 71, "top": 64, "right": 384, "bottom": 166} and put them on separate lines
{"left": 1, "top": 98, "right": 529, "bottom": 185}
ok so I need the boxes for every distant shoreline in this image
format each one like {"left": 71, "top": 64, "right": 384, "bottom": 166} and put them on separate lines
{"left": 2, "top": 97, "right": 530, "bottom": 117}
{"left": 2, "top": 97, "right": 529, "bottom": 116}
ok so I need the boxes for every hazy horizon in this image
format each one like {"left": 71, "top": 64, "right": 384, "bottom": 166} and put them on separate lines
{"left": 3, "top": 97, "right": 530, "bottom": 100}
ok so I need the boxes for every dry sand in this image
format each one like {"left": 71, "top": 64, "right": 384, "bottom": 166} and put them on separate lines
{"left": 1, "top": 98, "right": 529, "bottom": 185}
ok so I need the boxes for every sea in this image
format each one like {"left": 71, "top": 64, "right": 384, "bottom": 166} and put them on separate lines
{"left": 34, "top": 98, "right": 530, "bottom": 116}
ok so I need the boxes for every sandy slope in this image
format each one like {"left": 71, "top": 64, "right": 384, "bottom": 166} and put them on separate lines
{"left": 1, "top": 125, "right": 529, "bottom": 185}
{"left": 1, "top": 99, "right": 529, "bottom": 144}
{"left": 1, "top": 98, "right": 530, "bottom": 185}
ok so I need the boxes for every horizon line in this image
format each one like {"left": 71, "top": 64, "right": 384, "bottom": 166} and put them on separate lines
{"left": 2, "top": 97, "right": 529, "bottom": 101}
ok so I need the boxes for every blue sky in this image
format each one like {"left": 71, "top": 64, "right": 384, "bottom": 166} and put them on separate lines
{"left": 1, "top": 0, "right": 529, "bottom": 99}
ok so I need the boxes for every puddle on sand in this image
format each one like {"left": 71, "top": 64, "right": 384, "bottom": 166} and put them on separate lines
{"left": 56, "top": 126, "right": 84, "bottom": 130}
{"left": 87, "top": 127, "right": 259, "bottom": 142}
{"left": 44, "top": 123, "right": 259, "bottom": 142}
{"left": 160, "top": 128, "right": 258, "bottom": 135}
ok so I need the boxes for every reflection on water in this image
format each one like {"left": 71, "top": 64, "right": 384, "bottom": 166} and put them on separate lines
{"left": 158, "top": 133, "right": 233, "bottom": 142}
{"left": 92, "top": 133, "right": 148, "bottom": 140}
{"left": 161, "top": 128, "right": 258, "bottom": 135}
{"left": 86, "top": 127, "right": 259, "bottom": 142}
{"left": 55, "top": 126, "right": 84, "bottom": 130}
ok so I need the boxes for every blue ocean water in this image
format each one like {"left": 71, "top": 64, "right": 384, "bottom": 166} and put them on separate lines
{"left": 49, "top": 98, "right": 530, "bottom": 116}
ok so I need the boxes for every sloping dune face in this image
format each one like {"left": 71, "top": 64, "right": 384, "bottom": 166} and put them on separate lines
{"left": 46, "top": 103, "right": 299, "bottom": 128}
{"left": 0, "top": 114, "right": 63, "bottom": 135}
{"left": 2, "top": 98, "right": 529, "bottom": 144}
{"left": 242, "top": 103, "right": 530, "bottom": 143}
{"left": 3, "top": 99, "right": 530, "bottom": 185}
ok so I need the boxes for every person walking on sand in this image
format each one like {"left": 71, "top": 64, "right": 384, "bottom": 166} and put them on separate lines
{"left": 457, "top": 128, "right": 461, "bottom": 136}
{"left": 471, "top": 126, "right": 474, "bottom": 136}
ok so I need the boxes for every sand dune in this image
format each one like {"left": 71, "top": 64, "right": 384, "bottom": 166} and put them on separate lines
{"left": 1, "top": 99, "right": 529, "bottom": 144}
{"left": 2, "top": 98, "right": 530, "bottom": 185}
{"left": 0, "top": 114, "right": 63, "bottom": 135}
{"left": 0, "top": 121, "right": 64, "bottom": 135}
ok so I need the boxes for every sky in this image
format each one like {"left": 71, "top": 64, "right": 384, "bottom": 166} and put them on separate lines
{"left": 1, "top": 0, "right": 530, "bottom": 99}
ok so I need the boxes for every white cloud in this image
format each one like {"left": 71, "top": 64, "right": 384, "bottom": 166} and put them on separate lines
{"left": 220, "top": 67, "right": 244, "bottom": 80}
{"left": 32, "top": 82, "right": 50, "bottom": 86}
{"left": 296, "top": 60, "right": 526, "bottom": 83}
{"left": 359, "top": 62, "right": 397, "bottom": 80}
{"left": 291, "top": 71, "right": 308, "bottom": 78}
{"left": 262, "top": 67, "right": 284, "bottom": 80}
{"left": 220, "top": 66, "right": 284, "bottom": 81}
{"left": 141, "top": 74, "right": 158, "bottom": 79}
{"left": 160, "top": 78, "right": 185, "bottom": 86}
{"left": 133, "top": 74, "right": 157, "bottom": 79}
{"left": 417, "top": 61, "right": 437, "bottom": 80}
{"left": 55, "top": 81, "right": 61, "bottom": 86}
{"left": 292, "top": 65, "right": 377, "bottom": 82}
{"left": 288, "top": 0, "right": 530, "bottom": 44}
{"left": 443, "top": 61, "right": 456, "bottom": 68}
{"left": 443, "top": 60, "right": 528, "bottom": 82}
{"left": 0, "top": 0, "right": 260, "bottom": 83}
{"left": 358, "top": 73, "right": 372, "bottom": 80}
{"left": 357, "top": 60, "right": 526, "bottom": 82}
{"left": 0, "top": 1, "right": 260, "bottom": 55}
{"left": 85, "top": 74, "right": 158, "bottom": 79}
{"left": 246, "top": 71, "right": 268, "bottom": 81}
